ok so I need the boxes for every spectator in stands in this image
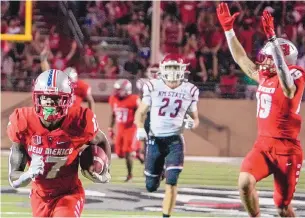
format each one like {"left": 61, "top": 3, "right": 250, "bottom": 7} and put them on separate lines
{"left": 126, "top": 14, "right": 148, "bottom": 50}
{"left": 49, "top": 25, "right": 60, "bottom": 52}
{"left": 103, "top": 57, "right": 119, "bottom": 79}
{"left": 124, "top": 51, "right": 145, "bottom": 77}
{"left": 219, "top": 63, "right": 238, "bottom": 99}
{"left": 161, "top": 15, "right": 183, "bottom": 54}
{"left": 7, "top": 17, "right": 21, "bottom": 34}
{"left": 48, "top": 41, "right": 77, "bottom": 71}
{"left": 238, "top": 19, "right": 256, "bottom": 58}
{"left": 183, "top": 34, "right": 200, "bottom": 81}
{"left": 2, "top": 51, "right": 14, "bottom": 89}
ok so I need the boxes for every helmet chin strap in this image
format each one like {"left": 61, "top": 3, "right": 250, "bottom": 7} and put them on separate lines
{"left": 42, "top": 107, "right": 57, "bottom": 121}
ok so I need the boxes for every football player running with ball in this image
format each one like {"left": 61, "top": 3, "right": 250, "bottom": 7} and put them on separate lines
{"left": 217, "top": 3, "right": 304, "bottom": 217}
{"left": 7, "top": 69, "right": 111, "bottom": 217}
{"left": 135, "top": 54, "right": 200, "bottom": 218}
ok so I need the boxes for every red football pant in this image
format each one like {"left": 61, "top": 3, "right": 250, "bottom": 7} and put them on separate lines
{"left": 241, "top": 136, "right": 303, "bottom": 207}
{"left": 31, "top": 185, "right": 85, "bottom": 217}
{"left": 115, "top": 126, "right": 140, "bottom": 158}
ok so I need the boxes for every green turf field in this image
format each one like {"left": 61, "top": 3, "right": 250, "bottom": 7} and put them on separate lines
{"left": 1, "top": 154, "right": 304, "bottom": 217}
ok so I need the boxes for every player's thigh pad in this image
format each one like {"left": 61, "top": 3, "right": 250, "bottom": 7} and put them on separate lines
{"left": 51, "top": 187, "right": 85, "bottom": 217}
{"left": 164, "top": 135, "right": 184, "bottom": 185}
{"left": 240, "top": 146, "right": 272, "bottom": 182}
{"left": 273, "top": 151, "right": 303, "bottom": 207}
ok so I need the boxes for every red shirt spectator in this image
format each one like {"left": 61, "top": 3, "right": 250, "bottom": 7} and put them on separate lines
{"left": 179, "top": 1, "right": 197, "bottom": 25}
{"left": 162, "top": 16, "right": 183, "bottom": 54}
{"left": 238, "top": 22, "right": 255, "bottom": 56}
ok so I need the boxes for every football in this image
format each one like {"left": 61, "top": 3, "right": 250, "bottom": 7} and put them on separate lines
{"left": 80, "top": 145, "right": 108, "bottom": 175}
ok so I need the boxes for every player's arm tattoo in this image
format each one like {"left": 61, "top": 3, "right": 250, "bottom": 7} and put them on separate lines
{"left": 227, "top": 36, "right": 259, "bottom": 82}
{"left": 9, "top": 142, "right": 29, "bottom": 185}
{"left": 89, "top": 130, "right": 111, "bottom": 165}
{"left": 270, "top": 39, "right": 296, "bottom": 98}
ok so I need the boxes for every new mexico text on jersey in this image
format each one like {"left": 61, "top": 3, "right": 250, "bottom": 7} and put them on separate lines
{"left": 142, "top": 79, "right": 199, "bottom": 137}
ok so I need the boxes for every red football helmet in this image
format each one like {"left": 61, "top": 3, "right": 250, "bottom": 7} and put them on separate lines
{"left": 32, "top": 69, "right": 73, "bottom": 122}
{"left": 159, "top": 54, "right": 189, "bottom": 82}
{"left": 113, "top": 79, "right": 132, "bottom": 98}
{"left": 256, "top": 38, "right": 298, "bottom": 76}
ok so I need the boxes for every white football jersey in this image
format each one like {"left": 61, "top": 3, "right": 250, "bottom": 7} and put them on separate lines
{"left": 142, "top": 79, "right": 199, "bottom": 137}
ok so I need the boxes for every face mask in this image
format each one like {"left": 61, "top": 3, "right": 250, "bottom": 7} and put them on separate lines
{"left": 42, "top": 107, "right": 57, "bottom": 120}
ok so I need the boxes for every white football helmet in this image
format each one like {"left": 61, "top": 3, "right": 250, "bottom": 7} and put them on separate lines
{"left": 113, "top": 79, "right": 132, "bottom": 98}
{"left": 257, "top": 38, "right": 298, "bottom": 66}
{"left": 32, "top": 69, "right": 73, "bottom": 122}
{"left": 64, "top": 67, "right": 78, "bottom": 83}
{"left": 159, "top": 54, "right": 189, "bottom": 82}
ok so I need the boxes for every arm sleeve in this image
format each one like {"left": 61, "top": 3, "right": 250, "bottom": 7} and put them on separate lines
{"left": 7, "top": 109, "right": 26, "bottom": 144}
{"left": 189, "top": 86, "right": 199, "bottom": 112}
{"left": 142, "top": 83, "right": 152, "bottom": 106}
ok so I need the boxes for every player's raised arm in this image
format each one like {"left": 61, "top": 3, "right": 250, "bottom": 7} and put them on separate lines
{"left": 40, "top": 43, "right": 51, "bottom": 71}
{"left": 217, "top": 3, "right": 258, "bottom": 82}
{"left": 9, "top": 143, "right": 44, "bottom": 188}
{"left": 261, "top": 11, "right": 296, "bottom": 98}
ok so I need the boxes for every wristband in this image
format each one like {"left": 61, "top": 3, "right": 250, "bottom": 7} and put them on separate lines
{"left": 225, "top": 29, "right": 236, "bottom": 41}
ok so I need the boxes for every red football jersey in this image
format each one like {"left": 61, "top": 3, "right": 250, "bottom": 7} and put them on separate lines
{"left": 108, "top": 94, "right": 139, "bottom": 130}
{"left": 257, "top": 65, "right": 305, "bottom": 140}
{"left": 73, "top": 80, "right": 90, "bottom": 107}
{"left": 7, "top": 106, "right": 98, "bottom": 195}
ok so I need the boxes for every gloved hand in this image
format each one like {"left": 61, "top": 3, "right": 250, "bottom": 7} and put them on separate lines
{"left": 136, "top": 128, "right": 148, "bottom": 141}
{"left": 261, "top": 10, "right": 276, "bottom": 40}
{"left": 184, "top": 114, "right": 195, "bottom": 129}
{"left": 81, "top": 164, "right": 111, "bottom": 183}
{"left": 27, "top": 154, "right": 45, "bottom": 180}
{"left": 216, "top": 2, "right": 240, "bottom": 31}
{"left": 11, "top": 154, "right": 44, "bottom": 188}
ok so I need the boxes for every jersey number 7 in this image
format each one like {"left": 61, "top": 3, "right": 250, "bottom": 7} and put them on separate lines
{"left": 158, "top": 98, "right": 182, "bottom": 118}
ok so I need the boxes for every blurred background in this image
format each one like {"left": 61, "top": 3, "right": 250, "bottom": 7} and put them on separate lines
{"left": 1, "top": 1, "right": 305, "bottom": 98}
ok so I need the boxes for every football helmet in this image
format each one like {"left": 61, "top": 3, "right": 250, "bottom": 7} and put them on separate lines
{"left": 113, "top": 79, "right": 132, "bottom": 98}
{"left": 256, "top": 38, "right": 298, "bottom": 76}
{"left": 64, "top": 67, "right": 78, "bottom": 83}
{"left": 159, "top": 54, "right": 189, "bottom": 82}
{"left": 32, "top": 69, "right": 73, "bottom": 122}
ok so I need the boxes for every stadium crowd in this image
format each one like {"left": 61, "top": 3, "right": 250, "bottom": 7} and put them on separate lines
{"left": 1, "top": 1, "right": 305, "bottom": 99}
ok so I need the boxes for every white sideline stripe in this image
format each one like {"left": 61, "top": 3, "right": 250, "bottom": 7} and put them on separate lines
{"left": 1, "top": 150, "right": 305, "bottom": 167}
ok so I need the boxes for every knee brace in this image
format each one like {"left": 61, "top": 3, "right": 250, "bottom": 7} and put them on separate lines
{"left": 166, "top": 169, "right": 182, "bottom": 186}
{"left": 145, "top": 175, "right": 160, "bottom": 192}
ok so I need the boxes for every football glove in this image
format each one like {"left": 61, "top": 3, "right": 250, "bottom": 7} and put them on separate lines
{"left": 81, "top": 164, "right": 111, "bottom": 184}
{"left": 184, "top": 114, "right": 195, "bottom": 129}
{"left": 217, "top": 2, "right": 240, "bottom": 31}
{"left": 262, "top": 10, "right": 276, "bottom": 40}
{"left": 136, "top": 128, "right": 148, "bottom": 141}
{"left": 11, "top": 154, "right": 44, "bottom": 188}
